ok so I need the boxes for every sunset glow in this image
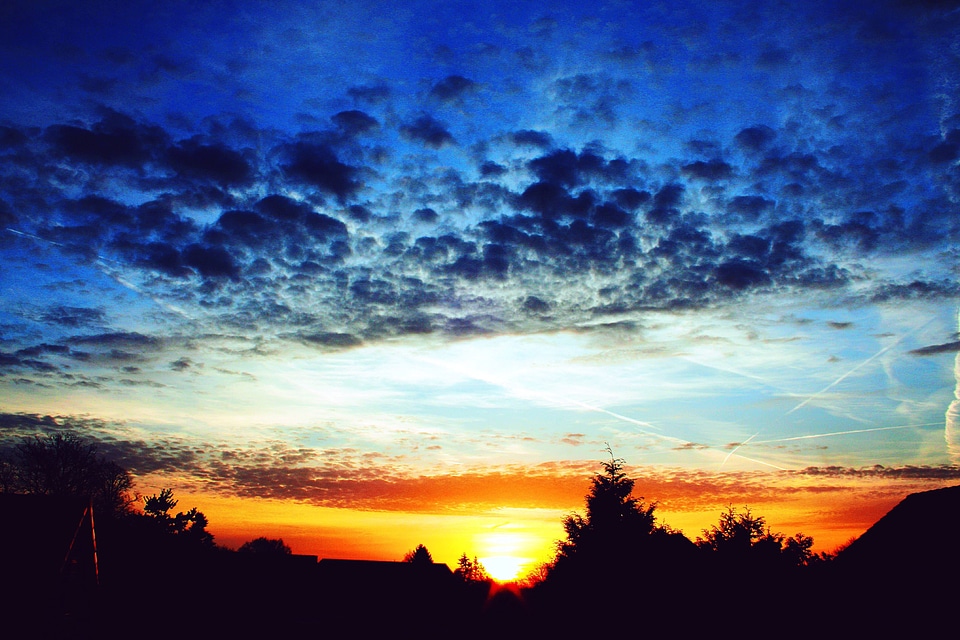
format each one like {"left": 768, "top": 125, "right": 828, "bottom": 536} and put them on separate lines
{"left": 2, "top": 0, "right": 960, "bottom": 576}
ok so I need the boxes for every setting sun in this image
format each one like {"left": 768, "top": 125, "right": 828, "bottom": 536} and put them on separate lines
{"left": 479, "top": 555, "right": 529, "bottom": 583}
{"left": 476, "top": 529, "right": 540, "bottom": 582}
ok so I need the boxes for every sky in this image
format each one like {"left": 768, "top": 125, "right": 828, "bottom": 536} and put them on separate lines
{"left": 2, "top": 0, "right": 960, "bottom": 581}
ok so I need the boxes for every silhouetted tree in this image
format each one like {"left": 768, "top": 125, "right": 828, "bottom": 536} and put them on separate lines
{"left": 0, "top": 458, "right": 15, "bottom": 493}
{"left": 696, "top": 505, "right": 824, "bottom": 571}
{"left": 238, "top": 537, "right": 292, "bottom": 555}
{"left": 403, "top": 543, "right": 433, "bottom": 564}
{"left": 696, "top": 504, "right": 769, "bottom": 554}
{"left": 454, "top": 553, "right": 489, "bottom": 582}
{"left": 8, "top": 432, "right": 135, "bottom": 518}
{"left": 534, "top": 448, "right": 700, "bottom": 633}
{"left": 555, "top": 447, "right": 659, "bottom": 564}
{"left": 143, "top": 487, "right": 178, "bottom": 522}
{"left": 142, "top": 488, "right": 215, "bottom": 547}
{"left": 520, "top": 561, "right": 553, "bottom": 587}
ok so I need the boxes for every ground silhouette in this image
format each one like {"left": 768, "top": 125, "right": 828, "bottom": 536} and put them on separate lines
{"left": 1, "top": 435, "right": 957, "bottom": 638}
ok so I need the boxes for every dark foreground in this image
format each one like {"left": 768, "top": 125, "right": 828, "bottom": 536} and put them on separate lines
{"left": 4, "top": 547, "right": 954, "bottom": 640}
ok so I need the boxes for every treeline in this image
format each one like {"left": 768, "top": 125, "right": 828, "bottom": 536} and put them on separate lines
{"left": 0, "top": 434, "right": 912, "bottom": 638}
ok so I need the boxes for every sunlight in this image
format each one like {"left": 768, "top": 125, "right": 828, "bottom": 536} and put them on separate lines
{"left": 479, "top": 555, "right": 529, "bottom": 583}
{"left": 476, "top": 528, "right": 538, "bottom": 582}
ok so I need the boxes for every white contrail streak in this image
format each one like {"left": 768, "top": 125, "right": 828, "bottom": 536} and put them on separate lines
{"left": 6, "top": 227, "right": 65, "bottom": 246}
{"left": 6, "top": 226, "right": 194, "bottom": 320}
{"left": 749, "top": 423, "right": 936, "bottom": 444}
{"left": 785, "top": 319, "right": 934, "bottom": 415}
{"left": 721, "top": 430, "right": 759, "bottom": 467}
{"left": 414, "top": 354, "right": 784, "bottom": 467}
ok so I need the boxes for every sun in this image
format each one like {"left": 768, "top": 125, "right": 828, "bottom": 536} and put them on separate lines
{"left": 476, "top": 529, "right": 537, "bottom": 582}
{"left": 479, "top": 555, "right": 528, "bottom": 583}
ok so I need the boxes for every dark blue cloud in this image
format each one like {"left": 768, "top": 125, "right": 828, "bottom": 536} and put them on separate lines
{"left": 400, "top": 115, "right": 456, "bottom": 148}
{"left": 166, "top": 139, "right": 253, "bottom": 187}
{"left": 331, "top": 110, "right": 379, "bottom": 135}
{"left": 0, "top": 0, "right": 955, "bottom": 368}
{"left": 429, "top": 75, "right": 478, "bottom": 102}
{"left": 44, "top": 110, "right": 167, "bottom": 168}
{"left": 279, "top": 140, "right": 360, "bottom": 200}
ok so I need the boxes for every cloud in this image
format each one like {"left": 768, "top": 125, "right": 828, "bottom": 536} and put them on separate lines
{"left": 792, "top": 464, "right": 960, "bottom": 481}
{"left": 43, "top": 109, "right": 168, "bottom": 168}
{"left": 681, "top": 159, "right": 735, "bottom": 181}
{"left": 550, "top": 73, "right": 630, "bottom": 125}
{"left": 66, "top": 332, "right": 163, "bottom": 349}
{"left": 734, "top": 125, "right": 777, "bottom": 151}
{"left": 510, "top": 130, "right": 554, "bottom": 149}
{"left": 909, "top": 341, "right": 960, "bottom": 356}
{"left": 331, "top": 110, "right": 379, "bottom": 135}
{"left": 294, "top": 332, "right": 363, "bottom": 349}
{"left": 0, "top": 31, "right": 956, "bottom": 362}
{"left": 182, "top": 244, "right": 240, "bottom": 279}
{"left": 170, "top": 357, "right": 193, "bottom": 371}
{"left": 166, "top": 140, "right": 254, "bottom": 187}
{"left": 278, "top": 140, "right": 360, "bottom": 200}
{"left": 827, "top": 321, "right": 853, "bottom": 330}
{"left": 39, "top": 306, "right": 106, "bottom": 328}
{"left": 400, "top": 115, "right": 455, "bottom": 148}
{"left": 429, "top": 75, "right": 477, "bottom": 102}
{"left": 346, "top": 84, "right": 391, "bottom": 104}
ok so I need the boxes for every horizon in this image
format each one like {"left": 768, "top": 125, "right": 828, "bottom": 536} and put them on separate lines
{"left": 2, "top": 0, "right": 959, "bottom": 584}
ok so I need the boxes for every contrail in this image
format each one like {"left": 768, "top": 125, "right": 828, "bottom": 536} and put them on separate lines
{"left": 721, "top": 430, "right": 759, "bottom": 467}
{"left": 6, "top": 226, "right": 194, "bottom": 320}
{"left": 415, "top": 354, "right": 676, "bottom": 442}
{"left": 414, "top": 353, "right": 781, "bottom": 467}
{"left": 749, "top": 423, "right": 936, "bottom": 444}
{"left": 679, "top": 356, "right": 772, "bottom": 387}
{"left": 724, "top": 452, "right": 786, "bottom": 471}
{"left": 786, "top": 319, "right": 934, "bottom": 415}
{"left": 110, "top": 273, "right": 194, "bottom": 320}
{"left": 716, "top": 423, "right": 938, "bottom": 471}
{"left": 6, "top": 226, "right": 66, "bottom": 246}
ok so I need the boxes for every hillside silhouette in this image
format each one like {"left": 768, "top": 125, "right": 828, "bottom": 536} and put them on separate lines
{"left": 1, "top": 434, "right": 956, "bottom": 638}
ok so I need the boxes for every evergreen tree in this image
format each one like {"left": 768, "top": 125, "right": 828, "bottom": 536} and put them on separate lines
{"left": 403, "top": 543, "right": 433, "bottom": 564}
{"left": 454, "top": 553, "right": 489, "bottom": 582}
{"left": 555, "top": 446, "right": 658, "bottom": 563}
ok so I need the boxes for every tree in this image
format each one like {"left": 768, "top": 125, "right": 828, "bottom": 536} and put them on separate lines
{"left": 696, "top": 505, "right": 768, "bottom": 554}
{"left": 143, "top": 487, "right": 178, "bottom": 520}
{"left": 403, "top": 543, "right": 433, "bottom": 564}
{"left": 782, "top": 532, "right": 817, "bottom": 567}
{"left": 696, "top": 505, "right": 822, "bottom": 570}
{"left": 555, "top": 446, "right": 659, "bottom": 563}
{"left": 454, "top": 553, "right": 489, "bottom": 583}
{"left": 238, "top": 537, "right": 292, "bottom": 555}
{"left": 542, "top": 448, "right": 700, "bottom": 617}
{"left": 0, "top": 458, "right": 15, "bottom": 493}
{"left": 8, "top": 432, "right": 136, "bottom": 518}
{"left": 520, "top": 561, "right": 553, "bottom": 588}
{"left": 142, "top": 488, "right": 215, "bottom": 548}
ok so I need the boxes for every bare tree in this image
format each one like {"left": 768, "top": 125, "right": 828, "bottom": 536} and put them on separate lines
{"left": 10, "top": 432, "right": 135, "bottom": 518}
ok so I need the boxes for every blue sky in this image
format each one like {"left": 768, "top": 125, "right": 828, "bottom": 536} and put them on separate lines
{"left": 2, "top": 0, "right": 960, "bottom": 562}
